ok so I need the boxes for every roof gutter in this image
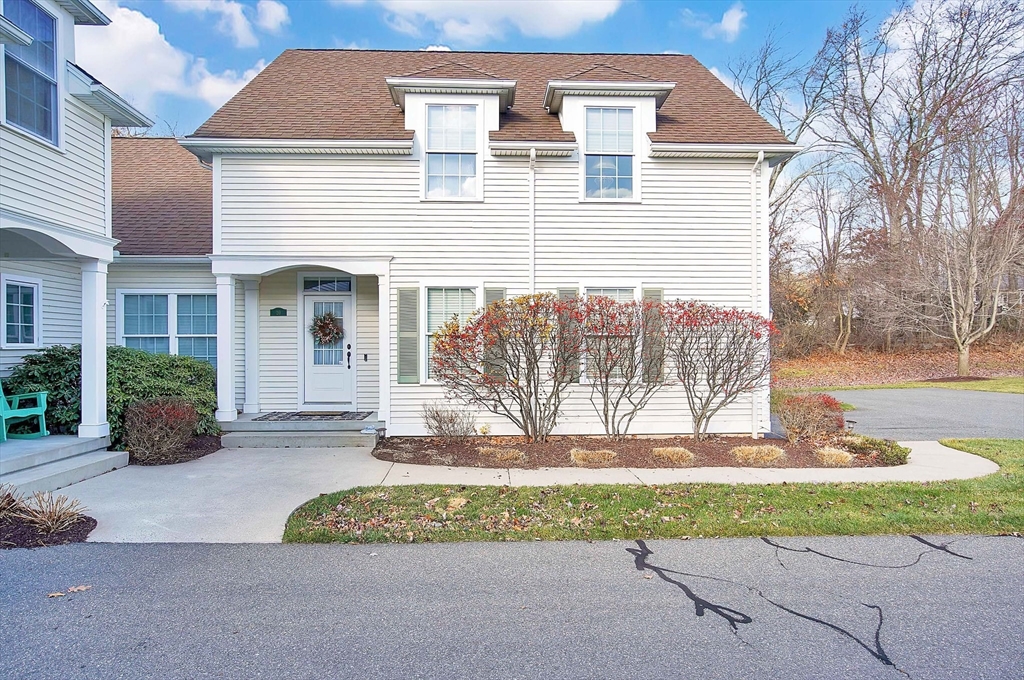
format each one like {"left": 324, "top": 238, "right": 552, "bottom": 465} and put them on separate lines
{"left": 649, "top": 142, "right": 801, "bottom": 162}
{"left": 54, "top": 0, "right": 110, "bottom": 25}
{"left": 544, "top": 80, "right": 675, "bottom": 113}
{"left": 385, "top": 77, "right": 518, "bottom": 110}
{"left": 67, "top": 64, "right": 152, "bottom": 127}
{"left": 113, "top": 255, "right": 212, "bottom": 265}
{"left": 0, "top": 15, "right": 32, "bottom": 45}
{"left": 179, "top": 137, "right": 415, "bottom": 164}
{"left": 489, "top": 140, "right": 577, "bottom": 157}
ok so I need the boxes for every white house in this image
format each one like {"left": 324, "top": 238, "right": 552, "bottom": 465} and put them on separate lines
{"left": 7, "top": 47, "right": 799, "bottom": 463}
{"left": 159, "top": 50, "right": 795, "bottom": 438}
{"left": 0, "top": 0, "right": 150, "bottom": 443}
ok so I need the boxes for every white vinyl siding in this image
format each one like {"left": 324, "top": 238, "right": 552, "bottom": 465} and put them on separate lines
{"left": 0, "top": 260, "right": 79, "bottom": 375}
{"left": 0, "top": 96, "right": 107, "bottom": 236}
{"left": 218, "top": 153, "right": 768, "bottom": 435}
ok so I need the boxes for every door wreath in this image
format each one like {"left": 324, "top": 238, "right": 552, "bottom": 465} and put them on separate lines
{"left": 309, "top": 311, "right": 344, "bottom": 345}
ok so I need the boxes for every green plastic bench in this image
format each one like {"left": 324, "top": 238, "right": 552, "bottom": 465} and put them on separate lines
{"left": 0, "top": 379, "right": 49, "bottom": 443}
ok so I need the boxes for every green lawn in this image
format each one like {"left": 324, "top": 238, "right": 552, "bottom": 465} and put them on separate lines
{"left": 816, "top": 377, "right": 1024, "bottom": 394}
{"left": 283, "top": 439, "right": 1023, "bottom": 544}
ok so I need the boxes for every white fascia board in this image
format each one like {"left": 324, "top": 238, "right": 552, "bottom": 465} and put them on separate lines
{"left": 385, "top": 77, "right": 517, "bottom": 111}
{"left": 54, "top": 0, "right": 109, "bottom": 25}
{"left": 648, "top": 142, "right": 802, "bottom": 160}
{"left": 66, "top": 64, "right": 153, "bottom": 127}
{"left": 0, "top": 15, "right": 32, "bottom": 45}
{"left": 178, "top": 137, "right": 415, "bottom": 163}
{"left": 544, "top": 80, "right": 676, "bottom": 113}
{"left": 113, "top": 255, "right": 212, "bottom": 265}
{"left": 488, "top": 140, "right": 577, "bottom": 157}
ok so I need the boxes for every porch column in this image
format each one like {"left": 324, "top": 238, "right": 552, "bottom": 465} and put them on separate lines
{"left": 215, "top": 275, "right": 236, "bottom": 422}
{"left": 79, "top": 259, "right": 109, "bottom": 438}
{"left": 377, "top": 272, "right": 391, "bottom": 426}
{"left": 242, "top": 277, "right": 260, "bottom": 414}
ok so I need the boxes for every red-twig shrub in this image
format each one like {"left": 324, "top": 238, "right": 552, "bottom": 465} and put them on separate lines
{"left": 776, "top": 393, "right": 846, "bottom": 442}
{"left": 123, "top": 398, "right": 199, "bottom": 463}
{"left": 664, "top": 301, "right": 775, "bottom": 440}
{"left": 430, "top": 293, "right": 585, "bottom": 442}
{"left": 582, "top": 296, "right": 669, "bottom": 437}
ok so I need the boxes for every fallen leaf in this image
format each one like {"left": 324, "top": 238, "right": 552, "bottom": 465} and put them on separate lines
{"left": 446, "top": 497, "right": 468, "bottom": 511}
{"left": 643, "top": 573, "right": 653, "bottom": 580}
{"left": 67, "top": 585, "right": 92, "bottom": 593}
{"left": 47, "top": 592, "right": 65, "bottom": 598}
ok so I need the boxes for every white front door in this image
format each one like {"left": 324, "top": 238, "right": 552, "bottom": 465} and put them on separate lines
{"left": 303, "top": 295, "right": 354, "bottom": 406}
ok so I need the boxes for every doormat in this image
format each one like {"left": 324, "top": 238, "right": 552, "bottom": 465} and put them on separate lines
{"left": 253, "top": 411, "right": 373, "bottom": 422}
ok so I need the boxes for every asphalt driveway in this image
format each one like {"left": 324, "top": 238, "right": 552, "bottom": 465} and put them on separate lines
{"left": 828, "top": 387, "right": 1024, "bottom": 440}
{"left": 2, "top": 536, "right": 1022, "bottom": 679}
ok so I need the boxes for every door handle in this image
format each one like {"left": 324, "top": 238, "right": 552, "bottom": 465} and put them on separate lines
{"left": 347, "top": 344, "right": 352, "bottom": 369}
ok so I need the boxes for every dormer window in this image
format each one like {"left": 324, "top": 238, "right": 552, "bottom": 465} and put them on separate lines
{"left": 425, "top": 104, "right": 477, "bottom": 199}
{"left": 3, "top": 0, "right": 58, "bottom": 145}
{"left": 585, "top": 107, "right": 633, "bottom": 199}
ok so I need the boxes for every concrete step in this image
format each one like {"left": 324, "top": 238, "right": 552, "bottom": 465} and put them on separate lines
{"left": 0, "top": 436, "right": 111, "bottom": 475}
{"left": 222, "top": 419, "right": 384, "bottom": 433}
{"left": 1, "top": 449, "right": 128, "bottom": 494}
{"left": 220, "top": 431, "right": 377, "bottom": 449}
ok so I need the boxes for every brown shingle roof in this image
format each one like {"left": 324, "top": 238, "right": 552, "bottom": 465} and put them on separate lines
{"left": 191, "top": 50, "right": 791, "bottom": 146}
{"left": 112, "top": 137, "right": 212, "bottom": 256}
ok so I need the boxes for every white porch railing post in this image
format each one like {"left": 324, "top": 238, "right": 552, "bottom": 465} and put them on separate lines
{"left": 215, "top": 275, "right": 237, "bottom": 422}
{"left": 377, "top": 272, "right": 391, "bottom": 426}
{"left": 242, "top": 277, "right": 261, "bottom": 413}
{"left": 78, "top": 259, "right": 109, "bottom": 438}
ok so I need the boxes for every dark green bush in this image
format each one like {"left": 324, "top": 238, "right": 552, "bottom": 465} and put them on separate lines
{"left": 5, "top": 345, "right": 218, "bottom": 447}
{"left": 842, "top": 435, "right": 910, "bottom": 466}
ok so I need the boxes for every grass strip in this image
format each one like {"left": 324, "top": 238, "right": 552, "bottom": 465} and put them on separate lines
{"left": 283, "top": 439, "right": 1022, "bottom": 544}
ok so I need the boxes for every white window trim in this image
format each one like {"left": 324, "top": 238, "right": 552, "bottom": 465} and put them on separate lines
{"left": 0, "top": 273, "right": 42, "bottom": 349}
{"left": 421, "top": 281, "right": 483, "bottom": 384}
{"left": 420, "top": 99, "right": 486, "bottom": 203}
{"left": 579, "top": 105, "right": 641, "bottom": 204}
{"left": 575, "top": 283, "right": 645, "bottom": 385}
{"left": 0, "top": 0, "right": 66, "bottom": 152}
{"left": 115, "top": 289, "right": 217, "bottom": 359}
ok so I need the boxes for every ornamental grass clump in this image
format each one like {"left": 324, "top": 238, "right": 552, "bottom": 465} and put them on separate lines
{"left": 478, "top": 447, "right": 526, "bottom": 464}
{"left": 0, "top": 483, "right": 26, "bottom": 520}
{"left": 841, "top": 435, "right": 910, "bottom": 466}
{"left": 16, "top": 492, "right": 86, "bottom": 535}
{"left": 814, "top": 446, "right": 855, "bottom": 467}
{"left": 569, "top": 448, "right": 618, "bottom": 467}
{"left": 651, "top": 446, "right": 696, "bottom": 466}
{"left": 732, "top": 444, "right": 787, "bottom": 467}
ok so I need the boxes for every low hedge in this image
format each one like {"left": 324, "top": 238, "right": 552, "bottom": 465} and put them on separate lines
{"left": 5, "top": 344, "right": 218, "bottom": 447}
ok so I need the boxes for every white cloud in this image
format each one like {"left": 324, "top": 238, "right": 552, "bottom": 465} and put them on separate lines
{"left": 255, "top": 0, "right": 290, "bottom": 32}
{"left": 77, "top": 0, "right": 265, "bottom": 114}
{"left": 681, "top": 2, "right": 747, "bottom": 43}
{"left": 421, "top": 44, "right": 452, "bottom": 51}
{"left": 165, "top": 0, "right": 289, "bottom": 47}
{"left": 342, "top": 0, "right": 621, "bottom": 45}
{"left": 191, "top": 58, "right": 267, "bottom": 108}
{"left": 332, "top": 37, "right": 367, "bottom": 49}
{"left": 709, "top": 66, "right": 739, "bottom": 93}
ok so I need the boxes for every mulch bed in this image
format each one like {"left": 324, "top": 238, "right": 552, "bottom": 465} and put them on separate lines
{"left": 373, "top": 435, "right": 884, "bottom": 470}
{"left": 129, "top": 434, "right": 223, "bottom": 466}
{"left": 0, "top": 515, "right": 97, "bottom": 549}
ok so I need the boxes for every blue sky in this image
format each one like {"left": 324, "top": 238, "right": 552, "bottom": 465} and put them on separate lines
{"left": 74, "top": 1, "right": 898, "bottom": 135}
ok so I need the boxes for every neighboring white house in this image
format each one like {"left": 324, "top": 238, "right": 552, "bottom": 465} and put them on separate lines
{"left": 0, "top": 0, "right": 150, "bottom": 438}
{"left": 168, "top": 50, "right": 798, "bottom": 437}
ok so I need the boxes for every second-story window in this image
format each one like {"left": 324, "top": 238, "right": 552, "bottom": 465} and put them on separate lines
{"left": 3, "top": 0, "right": 58, "bottom": 145}
{"left": 585, "top": 108, "right": 633, "bottom": 200}
{"left": 425, "top": 104, "right": 477, "bottom": 199}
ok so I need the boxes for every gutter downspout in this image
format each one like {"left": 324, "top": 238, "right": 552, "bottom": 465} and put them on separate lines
{"left": 529, "top": 147, "right": 537, "bottom": 293}
{"left": 750, "top": 150, "right": 764, "bottom": 439}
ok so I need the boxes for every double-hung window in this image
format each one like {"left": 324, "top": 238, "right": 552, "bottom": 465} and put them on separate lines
{"left": 121, "top": 293, "right": 217, "bottom": 367}
{"left": 3, "top": 0, "right": 58, "bottom": 145}
{"left": 425, "top": 104, "right": 477, "bottom": 199}
{"left": 1, "top": 274, "right": 41, "bottom": 348}
{"left": 584, "top": 108, "right": 634, "bottom": 200}
{"left": 425, "top": 287, "right": 476, "bottom": 379}
{"left": 584, "top": 288, "right": 636, "bottom": 380}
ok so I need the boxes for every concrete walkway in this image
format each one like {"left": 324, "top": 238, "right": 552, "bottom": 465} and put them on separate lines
{"left": 60, "top": 441, "right": 998, "bottom": 543}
